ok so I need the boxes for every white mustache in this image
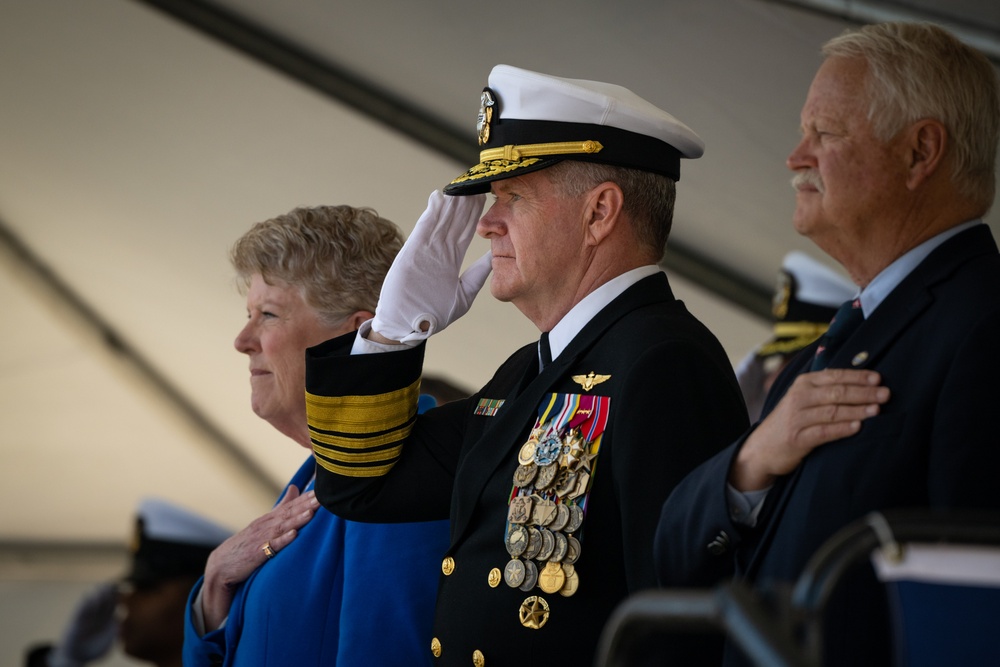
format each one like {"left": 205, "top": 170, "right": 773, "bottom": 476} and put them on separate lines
{"left": 791, "top": 170, "right": 824, "bottom": 193}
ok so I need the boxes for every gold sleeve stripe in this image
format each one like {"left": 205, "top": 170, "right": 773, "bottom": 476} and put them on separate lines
{"left": 312, "top": 442, "right": 403, "bottom": 464}
{"left": 310, "top": 427, "right": 410, "bottom": 451}
{"left": 313, "top": 454, "right": 396, "bottom": 478}
{"left": 306, "top": 379, "right": 420, "bottom": 433}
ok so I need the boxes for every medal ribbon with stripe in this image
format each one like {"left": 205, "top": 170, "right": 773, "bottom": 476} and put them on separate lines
{"left": 502, "top": 392, "right": 611, "bottom": 599}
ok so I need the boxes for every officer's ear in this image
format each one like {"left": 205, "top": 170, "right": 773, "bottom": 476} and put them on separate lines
{"left": 343, "top": 310, "right": 374, "bottom": 333}
{"left": 905, "top": 118, "right": 947, "bottom": 191}
{"left": 583, "top": 181, "right": 624, "bottom": 247}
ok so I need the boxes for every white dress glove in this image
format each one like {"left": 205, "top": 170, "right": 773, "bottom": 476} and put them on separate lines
{"left": 372, "top": 190, "right": 491, "bottom": 343}
{"left": 48, "top": 582, "right": 118, "bottom": 667}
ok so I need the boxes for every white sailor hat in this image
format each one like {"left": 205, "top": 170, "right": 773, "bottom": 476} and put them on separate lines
{"left": 757, "top": 251, "right": 857, "bottom": 358}
{"left": 444, "top": 64, "right": 704, "bottom": 195}
{"left": 125, "top": 497, "right": 233, "bottom": 586}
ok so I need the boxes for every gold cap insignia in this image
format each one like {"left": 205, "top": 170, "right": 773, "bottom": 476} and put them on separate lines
{"left": 772, "top": 270, "right": 791, "bottom": 320}
{"left": 477, "top": 88, "right": 496, "bottom": 146}
{"left": 572, "top": 371, "right": 611, "bottom": 392}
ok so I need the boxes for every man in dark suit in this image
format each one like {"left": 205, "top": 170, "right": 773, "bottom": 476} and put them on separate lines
{"left": 654, "top": 21, "right": 1000, "bottom": 665}
{"left": 304, "top": 64, "right": 749, "bottom": 665}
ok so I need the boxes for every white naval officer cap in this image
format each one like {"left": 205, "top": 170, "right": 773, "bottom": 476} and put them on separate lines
{"left": 756, "top": 251, "right": 857, "bottom": 358}
{"left": 444, "top": 64, "right": 704, "bottom": 195}
{"left": 125, "top": 497, "right": 234, "bottom": 587}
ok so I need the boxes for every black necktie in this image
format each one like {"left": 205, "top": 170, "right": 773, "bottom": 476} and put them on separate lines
{"left": 810, "top": 298, "right": 864, "bottom": 371}
{"left": 538, "top": 332, "right": 552, "bottom": 372}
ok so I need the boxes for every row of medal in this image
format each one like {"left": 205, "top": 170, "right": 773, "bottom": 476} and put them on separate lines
{"left": 502, "top": 393, "right": 608, "bottom": 599}
{"left": 504, "top": 429, "right": 590, "bottom": 597}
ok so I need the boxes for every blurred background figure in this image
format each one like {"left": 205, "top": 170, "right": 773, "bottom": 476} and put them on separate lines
{"left": 417, "top": 374, "right": 473, "bottom": 412}
{"left": 735, "top": 251, "right": 855, "bottom": 421}
{"left": 25, "top": 498, "right": 233, "bottom": 667}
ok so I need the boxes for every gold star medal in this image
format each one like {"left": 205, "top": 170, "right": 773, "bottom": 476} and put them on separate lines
{"left": 518, "top": 595, "right": 550, "bottom": 629}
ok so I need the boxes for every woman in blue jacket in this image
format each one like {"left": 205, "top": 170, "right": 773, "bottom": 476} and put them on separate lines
{"left": 183, "top": 204, "right": 455, "bottom": 666}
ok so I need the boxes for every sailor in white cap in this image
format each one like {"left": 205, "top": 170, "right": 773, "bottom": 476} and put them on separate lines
{"left": 736, "top": 251, "right": 857, "bottom": 421}
{"left": 26, "top": 498, "right": 232, "bottom": 667}
{"left": 304, "top": 64, "right": 748, "bottom": 664}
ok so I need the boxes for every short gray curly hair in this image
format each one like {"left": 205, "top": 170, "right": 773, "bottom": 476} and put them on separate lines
{"left": 231, "top": 205, "right": 403, "bottom": 325}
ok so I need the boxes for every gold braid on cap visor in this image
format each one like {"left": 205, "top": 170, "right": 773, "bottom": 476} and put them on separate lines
{"left": 449, "top": 140, "right": 604, "bottom": 185}
{"left": 479, "top": 140, "right": 603, "bottom": 161}
{"left": 771, "top": 322, "right": 829, "bottom": 339}
{"left": 756, "top": 321, "right": 831, "bottom": 357}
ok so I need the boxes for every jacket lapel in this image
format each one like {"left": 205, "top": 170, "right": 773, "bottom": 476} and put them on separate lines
{"left": 448, "top": 273, "right": 675, "bottom": 544}
{"left": 829, "top": 225, "right": 994, "bottom": 372}
{"left": 744, "top": 225, "right": 996, "bottom": 579}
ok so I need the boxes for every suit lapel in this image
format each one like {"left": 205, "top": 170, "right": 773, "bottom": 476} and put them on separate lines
{"left": 743, "top": 294, "right": 930, "bottom": 578}
{"left": 829, "top": 286, "right": 930, "bottom": 371}
{"left": 744, "top": 225, "right": 996, "bottom": 579}
{"left": 829, "top": 225, "right": 994, "bottom": 372}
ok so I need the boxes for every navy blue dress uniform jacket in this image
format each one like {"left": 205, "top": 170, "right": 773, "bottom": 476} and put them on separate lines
{"left": 305, "top": 272, "right": 749, "bottom": 666}
{"left": 654, "top": 224, "right": 1000, "bottom": 665}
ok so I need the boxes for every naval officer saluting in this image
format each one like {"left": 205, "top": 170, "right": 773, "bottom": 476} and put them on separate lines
{"left": 305, "top": 64, "right": 749, "bottom": 665}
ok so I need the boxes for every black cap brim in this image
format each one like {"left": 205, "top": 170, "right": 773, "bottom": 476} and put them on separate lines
{"left": 444, "top": 119, "right": 682, "bottom": 196}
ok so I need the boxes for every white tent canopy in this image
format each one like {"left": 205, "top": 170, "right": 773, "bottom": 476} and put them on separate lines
{"left": 1, "top": 1, "right": 997, "bottom": 663}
